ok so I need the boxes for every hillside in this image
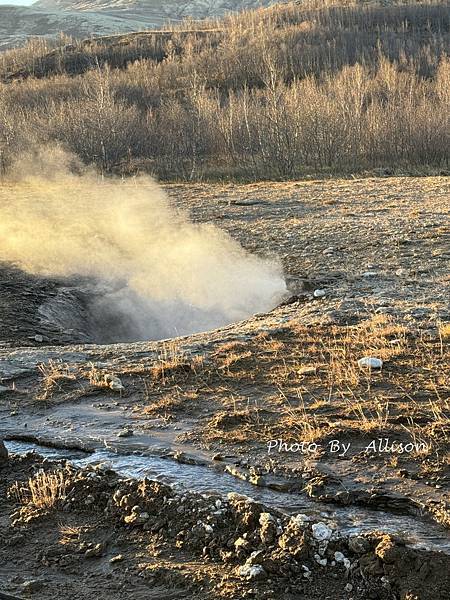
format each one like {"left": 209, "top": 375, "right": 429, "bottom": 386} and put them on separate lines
{"left": 0, "top": 5, "right": 157, "bottom": 50}
{"left": 34, "top": 0, "right": 275, "bottom": 19}
{"left": 0, "top": 0, "right": 449, "bottom": 179}
{"left": 0, "top": 0, "right": 282, "bottom": 49}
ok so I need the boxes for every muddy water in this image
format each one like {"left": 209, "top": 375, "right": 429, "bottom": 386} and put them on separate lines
{"left": 5, "top": 440, "right": 450, "bottom": 555}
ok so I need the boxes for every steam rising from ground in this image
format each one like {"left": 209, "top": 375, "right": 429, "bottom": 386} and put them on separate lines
{"left": 0, "top": 151, "right": 286, "bottom": 342}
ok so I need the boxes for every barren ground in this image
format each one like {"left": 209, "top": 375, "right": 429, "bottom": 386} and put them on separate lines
{"left": 0, "top": 177, "right": 449, "bottom": 599}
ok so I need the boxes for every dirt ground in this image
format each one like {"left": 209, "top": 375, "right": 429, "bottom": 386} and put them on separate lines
{"left": 0, "top": 177, "right": 449, "bottom": 599}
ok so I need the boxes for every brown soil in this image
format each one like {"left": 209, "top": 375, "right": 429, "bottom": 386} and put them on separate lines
{"left": 1, "top": 453, "right": 449, "bottom": 600}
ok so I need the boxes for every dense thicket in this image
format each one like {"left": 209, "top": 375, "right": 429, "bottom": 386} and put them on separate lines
{"left": 1, "top": 0, "right": 449, "bottom": 179}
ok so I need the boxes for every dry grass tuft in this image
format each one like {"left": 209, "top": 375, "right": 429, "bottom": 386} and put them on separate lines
{"left": 10, "top": 470, "right": 67, "bottom": 509}
{"left": 36, "top": 360, "right": 76, "bottom": 401}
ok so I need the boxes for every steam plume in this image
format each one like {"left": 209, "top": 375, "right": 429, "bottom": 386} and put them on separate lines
{"left": 0, "top": 149, "right": 287, "bottom": 341}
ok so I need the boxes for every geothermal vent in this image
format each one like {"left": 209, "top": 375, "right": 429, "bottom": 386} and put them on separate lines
{"left": 0, "top": 154, "right": 286, "bottom": 344}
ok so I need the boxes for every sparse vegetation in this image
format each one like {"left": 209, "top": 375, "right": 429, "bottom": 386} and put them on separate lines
{"left": 36, "top": 360, "right": 77, "bottom": 401}
{"left": 9, "top": 470, "right": 67, "bottom": 509}
{"left": 0, "top": 0, "right": 449, "bottom": 178}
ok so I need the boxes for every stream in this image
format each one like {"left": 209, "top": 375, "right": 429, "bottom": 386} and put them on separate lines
{"left": 5, "top": 439, "right": 450, "bottom": 555}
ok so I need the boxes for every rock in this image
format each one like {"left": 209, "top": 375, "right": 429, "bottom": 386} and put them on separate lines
{"left": 0, "top": 439, "right": 8, "bottom": 462}
{"left": 313, "top": 289, "right": 326, "bottom": 298}
{"left": 247, "top": 550, "right": 265, "bottom": 565}
{"left": 124, "top": 509, "right": 149, "bottom": 525}
{"left": 104, "top": 374, "right": 124, "bottom": 391}
{"left": 34, "top": 334, "right": 44, "bottom": 343}
{"left": 363, "top": 271, "right": 378, "bottom": 278}
{"left": 84, "top": 543, "right": 105, "bottom": 558}
{"left": 358, "top": 357, "right": 383, "bottom": 369}
{"left": 311, "top": 522, "right": 332, "bottom": 541}
{"left": 259, "top": 512, "right": 278, "bottom": 545}
{"left": 298, "top": 366, "right": 317, "bottom": 376}
{"left": 290, "top": 514, "right": 310, "bottom": 527}
{"left": 110, "top": 554, "right": 124, "bottom": 564}
{"left": 334, "top": 551, "right": 345, "bottom": 562}
{"left": 278, "top": 519, "right": 307, "bottom": 558}
{"left": 238, "top": 563, "right": 267, "bottom": 580}
{"left": 234, "top": 537, "right": 251, "bottom": 552}
{"left": 117, "top": 428, "right": 134, "bottom": 438}
{"left": 314, "top": 553, "right": 327, "bottom": 566}
{"left": 345, "top": 583, "right": 353, "bottom": 592}
{"left": 22, "top": 579, "right": 44, "bottom": 593}
{"left": 348, "top": 535, "right": 370, "bottom": 555}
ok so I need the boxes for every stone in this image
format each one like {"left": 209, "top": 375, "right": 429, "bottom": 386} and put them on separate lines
{"left": 311, "top": 522, "right": 332, "bottom": 541}
{"left": 313, "top": 289, "right": 326, "bottom": 298}
{"left": 334, "top": 551, "right": 345, "bottom": 562}
{"left": 124, "top": 510, "right": 149, "bottom": 525}
{"left": 259, "top": 512, "right": 278, "bottom": 545}
{"left": 358, "top": 357, "right": 383, "bottom": 369}
{"left": 22, "top": 579, "right": 44, "bottom": 593}
{"left": 110, "top": 554, "right": 124, "bottom": 564}
{"left": 238, "top": 563, "right": 267, "bottom": 580}
{"left": 34, "top": 334, "right": 44, "bottom": 343}
{"left": 117, "top": 428, "right": 134, "bottom": 438}
{"left": 345, "top": 583, "right": 353, "bottom": 592}
{"left": 298, "top": 366, "right": 317, "bottom": 376}
{"left": 104, "top": 374, "right": 124, "bottom": 391}
{"left": 84, "top": 543, "right": 104, "bottom": 558}
{"left": 348, "top": 535, "right": 370, "bottom": 555}
{"left": 314, "top": 553, "right": 327, "bottom": 566}
{"left": 290, "top": 514, "right": 310, "bottom": 527}
{"left": 0, "top": 439, "right": 8, "bottom": 462}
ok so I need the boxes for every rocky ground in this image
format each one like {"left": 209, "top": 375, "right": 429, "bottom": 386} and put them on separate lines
{"left": 0, "top": 176, "right": 449, "bottom": 599}
{"left": 1, "top": 450, "right": 449, "bottom": 600}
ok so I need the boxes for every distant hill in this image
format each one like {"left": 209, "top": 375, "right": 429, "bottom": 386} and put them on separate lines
{"left": 0, "top": 5, "right": 155, "bottom": 49}
{"left": 0, "top": 0, "right": 281, "bottom": 50}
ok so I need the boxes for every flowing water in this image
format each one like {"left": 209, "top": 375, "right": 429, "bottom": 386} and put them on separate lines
{"left": 5, "top": 440, "right": 450, "bottom": 554}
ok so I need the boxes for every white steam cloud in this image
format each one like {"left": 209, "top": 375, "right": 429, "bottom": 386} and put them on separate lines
{"left": 0, "top": 150, "right": 287, "bottom": 342}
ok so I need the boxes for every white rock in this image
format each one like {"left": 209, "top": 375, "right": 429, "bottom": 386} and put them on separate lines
{"left": 313, "top": 289, "right": 326, "bottom": 298}
{"left": 34, "top": 334, "right": 44, "bottom": 343}
{"left": 363, "top": 271, "right": 378, "bottom": 277}
{"left": 104, "top": 374, "right": 124, "bottom": 391}
{"left": 343, "top": 558, "right": 351, "bottom": 570}
{"left": 238, "top": 564, "right": 266, "bottom": 579}
{"left": 345, "top": 583, "right": 353, "bottom": 592}
{"left": 358, "top": 357, "right": 383, "bottom": 369}
{"left": 334, "top": 551, "right": 345, "bottom": 562}
{"left": 314, "top": 553, "right": 327, "bottom": 566}
{"left": 312, "top": 522, "right": 332, "bottom": 541}
{"left": 291, "top": 514, "right": 310, "bottom": 527}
